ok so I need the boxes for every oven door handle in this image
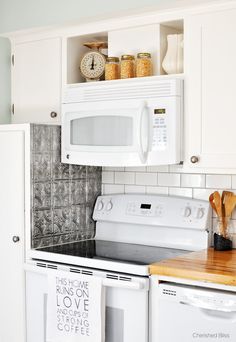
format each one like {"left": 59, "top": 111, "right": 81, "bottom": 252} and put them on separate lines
{"left": 24, "top": 264, "right": 146, "bottom": 291}
{"left": 103, "top": 278, "right": 144, "bottom": 290}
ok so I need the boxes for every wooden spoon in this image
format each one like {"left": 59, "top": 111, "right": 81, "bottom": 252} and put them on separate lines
{"left": 224, "top": 194, "right": 236, "bottom": 217}
{"left": 212, "top": 191, "right": 225, "bottom": 236}
{"left": 222, "top": 191, "right": 233, "bottom": 236}
{"left": 222, "top": 191, "right": 232, "bottom": 215}
{"left": 222, "top": 193, "right": 236, "bottom": 238}
{"left": 209, "top": 193, "right": 217, "bottom": 215}
{"left": 213, "top": 191, "right": 223, "bottom": 217}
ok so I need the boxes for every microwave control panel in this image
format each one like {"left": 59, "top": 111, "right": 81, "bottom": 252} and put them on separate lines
{"left": 152, "top": 108, "right": 167, "bottom": 150}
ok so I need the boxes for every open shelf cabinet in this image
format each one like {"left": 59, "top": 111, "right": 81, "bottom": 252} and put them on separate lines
{"left": 66, "top": 19, "right": 184, "bottom": 86}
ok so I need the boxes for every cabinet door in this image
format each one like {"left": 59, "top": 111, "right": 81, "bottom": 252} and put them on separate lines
{"left": 185, "top": 8, "right": 236, "bottom": 170}
{"left": 12, "top": 37, "right": 61, "bottom": 124}
{"left": 0, "top": 129, "right": 26, "bottom": 342}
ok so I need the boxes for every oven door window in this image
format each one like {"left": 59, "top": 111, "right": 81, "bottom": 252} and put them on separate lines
{"left": 70, "top": 116, "right": 133, "bottom": 146}
{"left": 104, "top": 284, "right": 148, "bottom": 342}
{"left": 106, "top": 306, "right": 124, "bottom": 342}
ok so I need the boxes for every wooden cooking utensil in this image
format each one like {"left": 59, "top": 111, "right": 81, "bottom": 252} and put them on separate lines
{"left": 222, "top": 191, "right": 233, "bottom": 237}
{"left": 224, "top": 194, "right": 236, "bottom": 218}
{"left": 212, "top": 191, "right": 225, "bottom": 236}
{"left": 222, "top": 191, "right": 232, "bottom": 215}
{"left": 213, "top": 191, "right": 223, "bottom": 217}
{"left": 209, "top": 193, "right": 217, "bottom": 215}
{"left": 224, "top": 194, "right": 236, "bottom": 238}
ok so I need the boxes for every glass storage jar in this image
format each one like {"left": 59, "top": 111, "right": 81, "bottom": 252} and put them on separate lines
{"left": 120, "top": 55, "right": 135, "bottom": 79}
{"left": 105, "top": 57, "right": 120, "bottom": 80}
{"left": 136, "top": 53, "right": 153, "bottom": 77}
{"left": 214, "top": 216, "right": 233, "bottom": 251}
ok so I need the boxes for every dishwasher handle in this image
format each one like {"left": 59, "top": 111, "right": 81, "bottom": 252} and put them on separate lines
{"left": 180, "top": 300, "right": 236, "bottom": 313}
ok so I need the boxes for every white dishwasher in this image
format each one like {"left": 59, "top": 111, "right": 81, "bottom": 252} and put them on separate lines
{"left": 155, "top": 283, "right": 236, "bottom": 342}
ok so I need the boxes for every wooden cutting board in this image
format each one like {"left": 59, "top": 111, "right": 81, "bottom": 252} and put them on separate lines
{"left": 150, "top": 248, "right": 236, "bottom": 286}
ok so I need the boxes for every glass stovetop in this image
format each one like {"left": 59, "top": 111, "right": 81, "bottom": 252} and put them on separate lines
{"left": 36, "top": 240, "right": 188, "bottom": 266}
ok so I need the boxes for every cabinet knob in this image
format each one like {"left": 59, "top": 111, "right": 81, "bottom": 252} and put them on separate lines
{"left": 50, "top": 111, "right": 57, "bottom": 118}
{"left": 12, "top": 236, "right": 20, "bottom": 243}
{"left": 190, "top": 156, "right": 199, "bottom": 164}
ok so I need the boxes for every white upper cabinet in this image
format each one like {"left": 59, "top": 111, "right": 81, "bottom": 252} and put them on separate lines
{"left": 12, "top": 37, "right": 61, "bottom": 124}
{"left": 185, "top": 7, "right": 236, "bottom": 170}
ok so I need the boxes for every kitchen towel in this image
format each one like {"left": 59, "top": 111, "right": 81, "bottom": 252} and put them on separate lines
{"left": 46, "top": 270, "right": 106, "bottom": 342}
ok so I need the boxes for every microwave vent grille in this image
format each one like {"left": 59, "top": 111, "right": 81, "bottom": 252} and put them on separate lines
{"left": 63, "top": 78, "right": 182, "bottom": 103}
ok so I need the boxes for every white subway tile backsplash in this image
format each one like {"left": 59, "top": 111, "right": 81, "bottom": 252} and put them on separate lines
{"left": 146, "top": 186, "right": 168, "bottom": 195}
{"left": 193, "top": 188, "right": 215, "bottom": 201}
{"left": 232, "top": 176, "right": 236, "bottom": 189}
{"left": 103, "top": 167, "right": 125, "bottom": 171}
{"left": 125, "top": 185, "right": 146, "bottom": 193}
{"left": 169, "top": 187, "right": 193, "bottom": 198}
{"left": 115, "top": 172, "right": 135, "bottom": 184}
{"left": 102, "top": 167, "right": 236, "bottom": 235}
{"left": 181, "top": 174, "right": 205, "bottom": 188}
{"left": 206, "top": 175, "right": 231, "bottom": 189}
{"left": 158, "top": 173, "right": 180, "bottom": 187}
{"left": 125, "top": 166, "right": 146, "bottom": 172}
{"left": 146, "top": 165, "right": 169, "bottom": 172}
{"left": 103, "top": 184, "right": 124, "bottom": 194}
{"left": 102, "top": 171, "right": 114, "bottom": 184}
{"left": 102, "top": 166, "right": 236, "bottom": 247}
{"left": 136, "top": 172, "right": 157, "bottom": 186}
{"left": 169, "top": 164, "right": 185, "bottom": 173}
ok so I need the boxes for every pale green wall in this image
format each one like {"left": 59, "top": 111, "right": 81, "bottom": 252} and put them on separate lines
{"left": 0, "top": 38, "right": 11, "bottom": 123}
{"left": 0, "top": 0, "right": 174, "bottom": 33}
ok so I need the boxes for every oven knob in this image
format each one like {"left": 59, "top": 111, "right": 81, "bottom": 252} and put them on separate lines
{"left": 96, "top": 200, "right": 104, "bottom": 211}
{"left": 181, "top": 207, "right": 191, "bottom": 217}
{"left": 106, "top": 201, "right": 113, "bottom": 211}
{"left": 194, "top": 208, "right": 205, "bottom": 219}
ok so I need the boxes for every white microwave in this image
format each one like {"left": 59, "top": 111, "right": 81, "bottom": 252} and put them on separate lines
{"left": 61, "top": 77, "right": 183, "bottom": 166}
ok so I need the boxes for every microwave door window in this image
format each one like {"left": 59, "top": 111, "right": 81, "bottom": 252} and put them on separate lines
{"left": 70, "top": 116, "right": 133, "bottom": 146}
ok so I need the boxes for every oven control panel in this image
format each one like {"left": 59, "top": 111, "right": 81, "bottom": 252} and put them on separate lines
{"left": 93, "top": 194, "right": 211, "bottom": 231}
{"left": 126, "top": 202, "right": 164, "bottom": 217}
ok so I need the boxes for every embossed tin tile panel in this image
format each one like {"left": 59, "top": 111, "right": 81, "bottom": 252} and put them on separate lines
{"left": 33, "top": 182, "right": 51, "bottom": 209}
{"left": 33, "top": 153, "right": 51, "bottom": 181}
{"left": 71, "top": 180, "right": 86, "bottom": 205}
{"left": 52, "top": 155, "right": 70, "bottom": 180}
{"left": 53, "top": 180, "right": 70, "bottom": 207}
{"left": 31, "top": 124, "right": 101, "bottom": 248}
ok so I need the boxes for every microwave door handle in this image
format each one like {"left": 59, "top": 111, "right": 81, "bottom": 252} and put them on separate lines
{"left": 138, "top": 102, "right": 150, "bottom": 164}
{"left": 179, "top": 300, "right": 236, "bottom": 313}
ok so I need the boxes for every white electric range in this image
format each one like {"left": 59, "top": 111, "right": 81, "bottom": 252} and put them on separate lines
{"left": 26, "top": 194, "right": 211, "bottom": 342}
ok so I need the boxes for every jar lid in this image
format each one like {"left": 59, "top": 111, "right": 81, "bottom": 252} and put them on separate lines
{"left": 106, "top": 57, "right": 119, "bottom": 63}
{"left": 121, "top": 55, "right": 135, "bottom": 61}
{"left": 137, "top": 53, "right": 151, "bottom": 58}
